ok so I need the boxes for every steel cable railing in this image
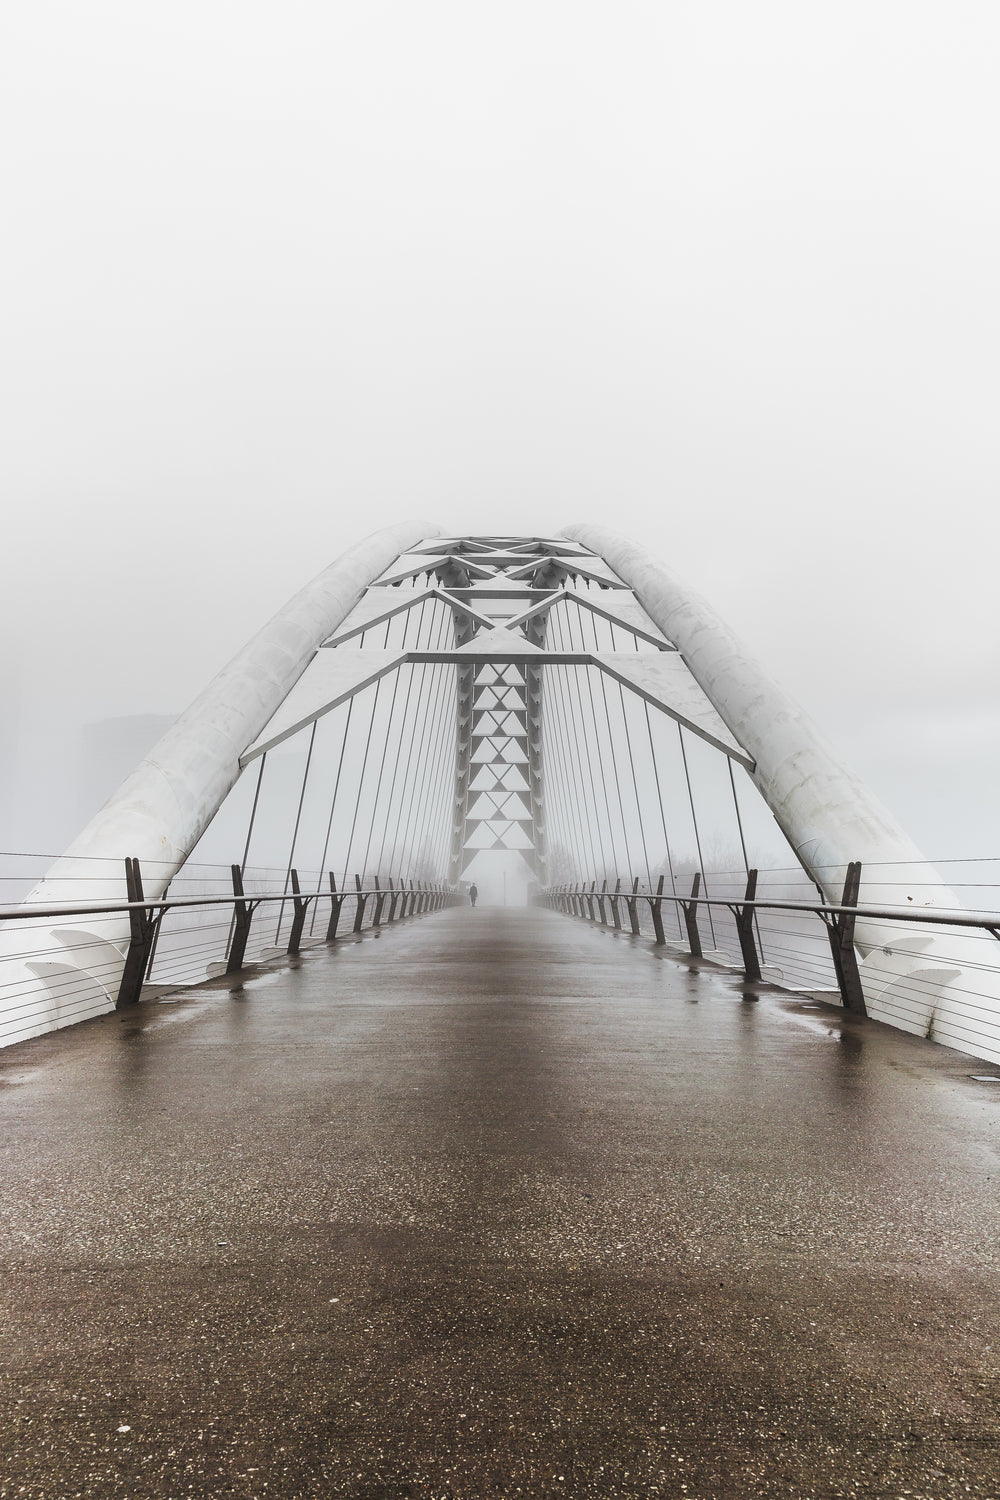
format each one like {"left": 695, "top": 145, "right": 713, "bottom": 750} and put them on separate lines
{"left": 0, "top": 857, "right": 461, "bottom": 1046}
{"left": 7, "top": 847, "right": 1000, "bottom": 1061}
{"left": 539, "top": 865, "right": 1000, "bottom": 1061}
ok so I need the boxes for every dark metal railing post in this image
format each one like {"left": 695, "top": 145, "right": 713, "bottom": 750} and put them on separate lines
{"left": 627, "top": 877, "right": 641, "bottom": 935}
{"left": 650, "top": 874, "right": 666, "bottom": 946}
{"left": 353, "top": 874, "right": 367, "bottom": 932}
{"left": 387, "top": 877, "right": 399, "bottom": 923}
{"left": 587, "top": 881, "right": 597, "bottom": 922}
{"left": 733, "top": 868, "right": 762, "bottom": 981}
{"left": 227, "top": 864, "right": 257, "bottom": 974}
{"left": 610, "top": 878, "right": 623, "bottom": 930}
{"left": 596, "top": 879, "right": 608, "bottom": 925}
{"left": 325, "top": 874, "right": 345, "bottom": 942}
{"left": 287, "top": 868, "right": 312, "bottom": 956}
{"left": 680, "top": 872, "right": 703, "bottom": 959}
{"left": 373, "top": 876, "right": 386, "bottom": 927}
{"left": 823, "top": 862, "right": 868, "bottom": 1015}
{"left": 116, "top": 857, "right": 159, "bottom": 1008}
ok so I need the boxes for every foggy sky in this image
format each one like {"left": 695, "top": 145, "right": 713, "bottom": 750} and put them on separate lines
{"left": 3, "top": 1, "right": 1000, "bottom": 862}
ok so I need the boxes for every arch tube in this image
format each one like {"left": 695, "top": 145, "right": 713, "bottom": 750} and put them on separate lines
{"left": 563, "top": 522, "right": 1000, "bottom": 1062}
{"left": 1, "top": 519, "right": 440, "bottom": 1045}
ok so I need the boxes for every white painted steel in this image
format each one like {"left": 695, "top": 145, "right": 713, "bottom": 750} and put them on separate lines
{"left": 240, "top": 650, "right": 407, "bottom": 763}
{"left": 320, "top": 587, "right": 438, "bottom": 646}
{"left": 564, "top": 522, "right": 1000, "bottom": 1065}
{"left": 592, "top": 654, "right": 751, "bottom": 766}
{"left": 376, "top": 556, "right": 450, "bottom": 585}
{"left": 0, "top": 520, "right": 439, "bottom": 1047}
{"left": 561, "top": 584, "right": 670, "bottom": 645}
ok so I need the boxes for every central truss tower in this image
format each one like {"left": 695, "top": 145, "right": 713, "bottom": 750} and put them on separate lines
{"left": 434, "top": 536, "right": 566, "bottom": 885}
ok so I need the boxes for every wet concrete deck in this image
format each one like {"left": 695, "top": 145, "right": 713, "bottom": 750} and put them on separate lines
{"left": 1, "top": 906, "right": 1000, "bottom": 1498}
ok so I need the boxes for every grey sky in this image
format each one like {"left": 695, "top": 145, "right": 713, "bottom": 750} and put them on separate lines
{"left": 3, "top": 1, "right": 999, "bottom": 860}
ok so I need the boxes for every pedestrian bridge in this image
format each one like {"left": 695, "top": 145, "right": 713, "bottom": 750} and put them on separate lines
{"left": 3, "top": 525, "right": 1000, "bottom": 1496}
{"left": 3, "top": 523, "right": 1000, "bottom": 1065}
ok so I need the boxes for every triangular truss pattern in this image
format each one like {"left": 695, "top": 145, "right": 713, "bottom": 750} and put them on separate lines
{"left": 239, "top": 533, "right": 758, "bottom": 880}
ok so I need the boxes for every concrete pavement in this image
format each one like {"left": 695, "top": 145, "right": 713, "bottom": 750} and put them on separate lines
{"left": 1, "top": 906, "right": 999, "bottom": 1498}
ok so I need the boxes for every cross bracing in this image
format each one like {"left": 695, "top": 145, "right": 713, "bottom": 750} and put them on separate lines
{"left": 230, "top": 532, "right": 756, "bottom": 885}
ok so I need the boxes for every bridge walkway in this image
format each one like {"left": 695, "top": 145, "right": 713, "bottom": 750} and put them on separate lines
{"left": 1, "top": 907, "right": 999, "bottom": 1498}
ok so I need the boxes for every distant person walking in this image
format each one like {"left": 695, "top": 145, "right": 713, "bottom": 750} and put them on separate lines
{"left": 469, "top": 883, "right": 478, "bottom": 908}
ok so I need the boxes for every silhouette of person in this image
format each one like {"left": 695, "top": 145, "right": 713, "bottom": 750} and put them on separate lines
{"left": 469, "top": 883, "right": 478, "bottom": 907}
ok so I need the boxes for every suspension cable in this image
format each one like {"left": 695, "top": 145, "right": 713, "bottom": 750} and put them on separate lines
{"left": 376, "top": 597, "right": 435, "bottom": 874}
{"left": 428, "top": 651, "right": 465, "bottom": 876}
{"left": 588, "top": 610, "right": 639, "bottom": 882}
{"left": 550, "top": 661, "right": 601, "bottom": 878}
{"left": 616, "top": 682, "right": 653, "bottom": 889}
{"left": 574, "top": 604, "right": 629, "bottom": 876}
{"left": 547, "top": 612, "right": 598, "bottom": 877}
{"left": 376, "top": 660, "right": 421, "bottom": 876}
{"left": 417, "top": 667, "right": 455, "bottom": 878}
{"left": 544, "top": 665, "right": 590, "bottom": 879}
{"left": 556, "top": 609, "right": 618, "bottom": 878}
{"left": 400, "top": 607, "right": 452, "bottom": 876}
{"left": 275, "top": 719, "right": 318, "bottom": 941}
{"left": 393, "top": 602, "right": 446, "bottom": 876}
{"left": 677, "top": 724, "right": 717, "bottom": 947}
{"left": 394, "top": 659, "right": 437, "bottom": 878}
{"left": 407, "top": 620, "right": 455, "bottom": 878}
{"left": 357, "top": 609, "right": 415, "bottom": 880}
{"left": 240, "top": 753, "right": 267, "bottom": 875}
{"left": 643, "top": 702, "right": 682, "bottom": 938}
{"left": 340, "top": 680, "right": 382, "bottom": 885}
{"left": 572, "top": 603, "right": 627, "bottom": 877}
{"left": 308, "top": 697, "right": 354, "bottom": 934}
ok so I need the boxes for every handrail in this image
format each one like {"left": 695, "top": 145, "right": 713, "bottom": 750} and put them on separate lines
{"left": 0, "top": 887, "right": 446, "bottom": 923}
{"left": 539, "top": 864, "right": 1000, "bottom": 1021}
{"left": 541, "top": 890, "right": 1000, "bottom": 934}
{"left": 0, "top": 859, "right": 462, "bottom": 1015}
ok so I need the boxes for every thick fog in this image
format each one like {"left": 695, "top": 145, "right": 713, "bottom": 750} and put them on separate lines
{"left": 3, "top": 1, "right": 1000, "bottom": 867}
